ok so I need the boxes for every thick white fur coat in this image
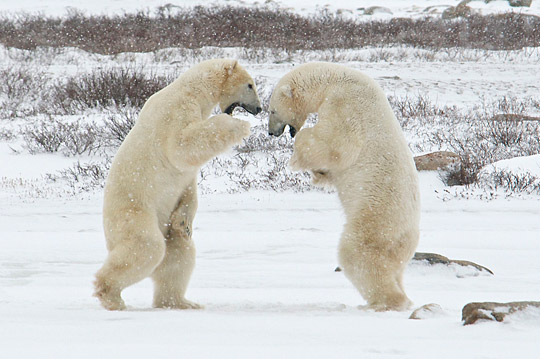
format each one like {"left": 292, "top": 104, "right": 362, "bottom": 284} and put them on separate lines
{"left": 269, "top": 63, "right": 420, "bottom": 311}
{"left": 94, "top": 59, "right": 259, "bottom": 310}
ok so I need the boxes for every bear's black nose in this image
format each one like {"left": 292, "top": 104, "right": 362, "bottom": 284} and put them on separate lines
{"left": 255, "top": 106, "right": 262, "bottom": 114}
{"left": 289, "top": 126, "right": 297, "bottom": 138}
{"left": 268, "top": 124, "right": 286, "bottom": 137}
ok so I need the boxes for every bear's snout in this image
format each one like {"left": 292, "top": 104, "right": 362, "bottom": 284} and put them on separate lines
{"left": 268, "top": 124, "right": 296, "bottom": 137}
{"left": 243, "top": 104, "right": 262, "bottom": 116}
{"left": 288, "top": 125, "right": 297, "bottom": 138}
{"left": 268, "top": 126, "right": 285, "bottom": 137}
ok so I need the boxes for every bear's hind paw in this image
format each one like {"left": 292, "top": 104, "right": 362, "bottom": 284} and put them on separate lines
{"left": 94, "top": 286, "right": 126, "bottom": 311}
{"left": 154, "top": 298, "right": 204, "bottom": 310}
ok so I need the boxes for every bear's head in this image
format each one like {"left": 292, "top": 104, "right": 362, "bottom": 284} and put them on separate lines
{"left": 267, "top": 83, "right": 305, "bottom": 138}
{"left": 219, "top": 60, "right": 262, "bottom": 116}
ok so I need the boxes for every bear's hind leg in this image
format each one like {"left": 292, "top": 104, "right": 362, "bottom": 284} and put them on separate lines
{"left": 94, "top": 215, "right": 166, "bottom": 310}
{"left": 338, "top": 234, "right": 412, "bottom": 312}
{"left": 151, "top": 235, "right": 200, "bottom": 309}
{"left": 152, "top": 182, "right": 202, "bottom": 309}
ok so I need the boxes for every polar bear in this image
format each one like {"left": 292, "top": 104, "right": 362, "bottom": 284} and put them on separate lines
{"left": 94, "top": 59, "right": 261, "bottom": 310}
{"left": 268, "top": 63, "right": 420, "bottom": 311}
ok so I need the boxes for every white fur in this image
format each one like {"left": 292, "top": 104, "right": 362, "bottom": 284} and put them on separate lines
{"left": 269, "top": 62, "right": 420, "bottom": 311}
{"left": 94, "top": 59, "right": 260, "bottom": 310}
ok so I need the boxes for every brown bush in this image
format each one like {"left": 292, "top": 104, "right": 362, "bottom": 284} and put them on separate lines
{"left": 49, "top": 66, "right": 171, "bottom": 113}
{"left": 1, "top": 7, "right": 539, "bottom": 54}
{"left": 0, "top": 64, "right": 47, "bottom": 118}
{"left": 392, "top": 96, "right": 540, "bottom": 186}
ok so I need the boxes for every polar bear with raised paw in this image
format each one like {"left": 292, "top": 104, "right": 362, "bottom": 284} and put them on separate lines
{"left": 94, "top": 59, "right": 261, "bottom": 310}
{"left": 268, "top": 62, "right": 420, "bottom": 311}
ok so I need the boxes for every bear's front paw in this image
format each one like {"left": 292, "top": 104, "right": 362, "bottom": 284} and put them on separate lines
{"left": 289, "top": 151, "right": 307, "bottom": 171}
{"left": 288, "top": 156, "right": 300, "bottom": 171}
{"left": 167, "top": 222, "right": 191, "bottom": 240}
{"left": 220, "top": 117, "right": 251, "bottom": 144}
{"left": 311, "top": 169, "right": 332, "bottom": 186}
{"left": 233, "top": 119, "right": 251, "bottom": 140}
{"left": 168, "top": 212, "right": 192, "bottom": 240}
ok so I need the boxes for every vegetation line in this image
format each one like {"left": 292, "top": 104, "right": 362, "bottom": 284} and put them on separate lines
{"left": 1, "top": 6, "right": 540, "bottom": 54}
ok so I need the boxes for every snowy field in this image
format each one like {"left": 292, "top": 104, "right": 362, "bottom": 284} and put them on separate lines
{"left": 1, "top": 1, "right": 540, "bottom": 358}
{"left": 1, "top": 178, "right": 540, "bottom": 358}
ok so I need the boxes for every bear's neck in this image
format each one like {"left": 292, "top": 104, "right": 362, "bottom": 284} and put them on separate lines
{"left": 295, "top": 72, "right": 350, "bottom": 113}
{"left": 168, "top": 70, "right": 224, "bottom": 117}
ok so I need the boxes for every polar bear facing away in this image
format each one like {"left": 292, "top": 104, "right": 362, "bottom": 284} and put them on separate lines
{"left": 268, "top": 63, "right": 420, "bottom": 311}
{"left": 94, "top": 59, "right": 261, "bottom": 310}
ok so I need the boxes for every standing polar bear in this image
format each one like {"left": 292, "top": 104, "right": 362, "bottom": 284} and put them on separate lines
{"left": 94, "top": 59, "right": 261, "bottom": 310}
{"left": 268, "top": 63, "right": 420, "bottom": 311}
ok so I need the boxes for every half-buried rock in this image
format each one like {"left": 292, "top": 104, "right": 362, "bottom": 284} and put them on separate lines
{"left": 462, "top": 301, "right": 540, "bottom": 325}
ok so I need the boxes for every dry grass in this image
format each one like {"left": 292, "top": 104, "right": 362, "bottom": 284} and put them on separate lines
{"left": 0, "top": 64, "right": 47, "bottom": 118}
{"left": 392, "top": 96, "right": 540, "bottom": 186}
{"left": 49, "top": 66, "right": 172, "bottom": 114}
{"left": 1, "top": 7, "right": 539, "bottom": 54}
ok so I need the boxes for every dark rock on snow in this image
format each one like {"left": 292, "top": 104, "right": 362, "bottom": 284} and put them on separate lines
{"left": 508, "top": 0, "right": 533, "bottom": 7}
{"left": 414, "top": 151, "right": 463, "bottom": 186}
{"left": 336, "top": 252, "right": 493, "bottom": 275}
{"left": 413, "top": 252, "right": 494, "bottom": 275}
{"left": 442, "top": 1, "right": 472, "bottom": 19}
{"left": 409, "top": 303, "right": 444, "bottom": 320}
{"left": 462, "top": 301, "right": 540, "bottom": 325}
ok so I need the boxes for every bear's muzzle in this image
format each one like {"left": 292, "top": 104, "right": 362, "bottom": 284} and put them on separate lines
{"left": 224, "top": 102, "right": 262, "bottom": 116}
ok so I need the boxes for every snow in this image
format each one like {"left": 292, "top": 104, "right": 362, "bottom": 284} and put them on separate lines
{"left": 483, "top": 154, "right": 540, "bottom": 177}
{"left": 1, "top": 0, "right": 540, "bottom": 358}
{"left": 3, "top": 0, "right": 540, "bottom": 18}
{"left": 1, "top": 184, "right": 540, "bottom": 358}
{"left": 0, "top": 143, "right": 75, "bottom": 179}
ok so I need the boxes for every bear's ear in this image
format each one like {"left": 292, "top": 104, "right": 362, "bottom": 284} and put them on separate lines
{"left": 280, "top": 84, "right": 293, "bottom": 99}
{"left": 226, "top": 60, "right": 238, "bottom": 76}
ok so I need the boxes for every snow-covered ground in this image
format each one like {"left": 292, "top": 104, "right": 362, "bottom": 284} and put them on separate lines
{"left": 1, "top": 179, "right": 540, "bottom": 358}
{"left": 1, "top": 1, "right": 540, "bottom": 358}
{"left": 3, "top": 0, "right": 540, "bottom": 18}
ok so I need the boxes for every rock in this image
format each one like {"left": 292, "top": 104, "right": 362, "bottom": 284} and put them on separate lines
{"left": 414, "top": 151, "right": 463, "bottom": 185}
{"left": 379, "top": 75, "right": 401, "bottom": 81}
{"left": 409, "top": 303, "right": 444, "bottom": 320}
{"left": 337, "top": 252, "right": 493, "bottom": 276}
{"left": 462, "top": 301, "right": 540, "bottom": 325}
{"left": 413, "top": 252, "right": 494, "bottom": 275}
{"left": 490, "top": 113, "right": 540, "bottom": 122}
{"left": 414, "top": 151, "right": 461, "bottom": 171}
{"left": 508, "top": 0, "right": 533, "bottom": 7}
{"left": 424, "top": 5, "right": 451, "bottom": 15}
{"left": 442, "top": 1, "right": 472, "bottom": 19}
{"left": 363, "top": 6, "right": 393, "bottom": 15}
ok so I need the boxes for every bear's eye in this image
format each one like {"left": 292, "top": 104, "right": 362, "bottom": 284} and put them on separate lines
{"left": 248, "top": 84, "right": 253, "bottom": 89}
